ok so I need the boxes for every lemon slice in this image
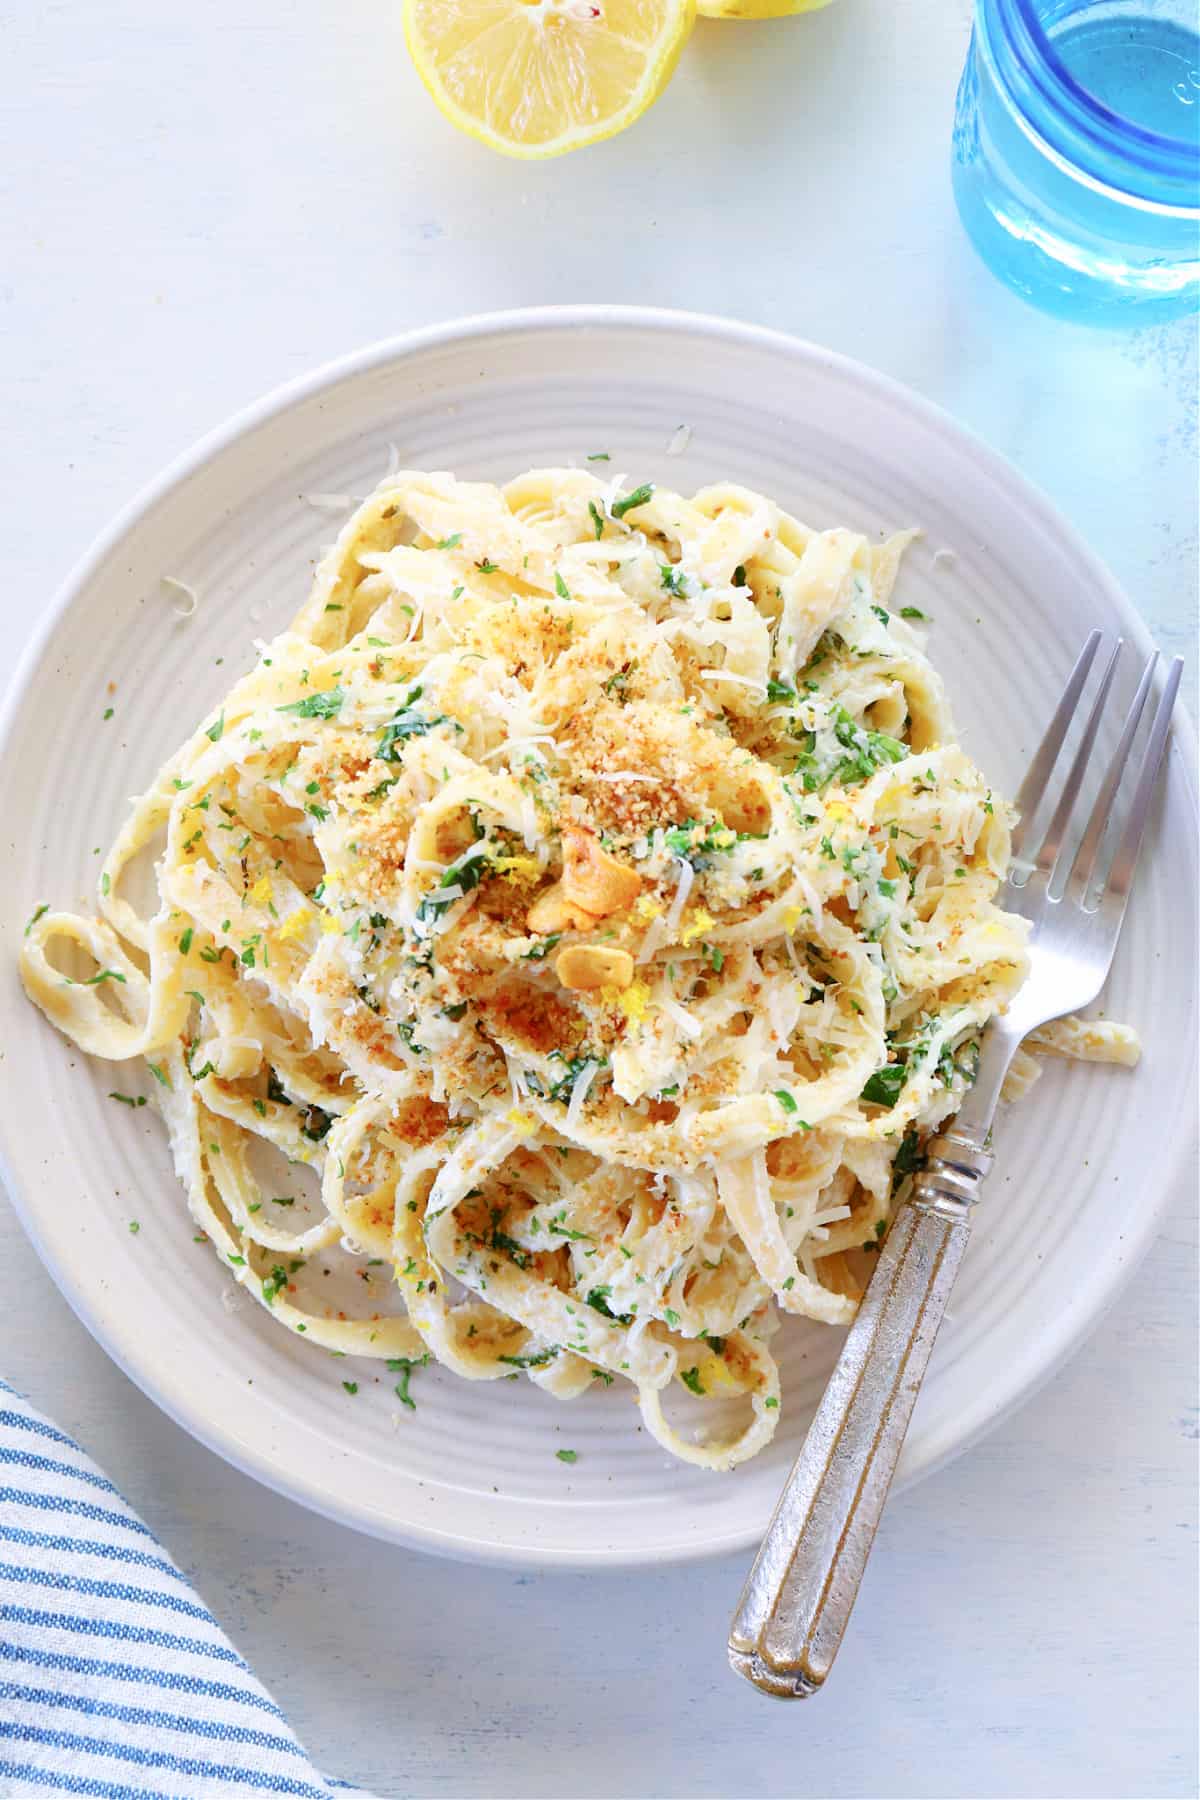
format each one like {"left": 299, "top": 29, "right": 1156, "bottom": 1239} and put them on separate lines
{"left": 404, "top": 0, "right": 695, "bottom": 159}
{"left": 697, "top": 0, "right": 830, "bottom": 15}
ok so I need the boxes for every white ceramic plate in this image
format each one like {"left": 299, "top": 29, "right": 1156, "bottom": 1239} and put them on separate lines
{"left": 1, "top": 308, "right": 1194, "bottom": 1569}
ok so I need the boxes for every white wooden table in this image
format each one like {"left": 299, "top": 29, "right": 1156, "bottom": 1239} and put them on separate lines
{"left": 2, "top": 3, "right": 1196, "bottom": 1796}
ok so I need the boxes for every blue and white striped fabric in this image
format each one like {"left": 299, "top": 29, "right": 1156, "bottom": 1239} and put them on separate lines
{"left": 0, "top": 1379, "right": 358, "bottom": 1800}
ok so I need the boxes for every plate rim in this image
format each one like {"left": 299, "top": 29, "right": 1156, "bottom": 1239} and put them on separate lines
{"left": 0, "top": 303, "right": 1195, "bottom": 1569}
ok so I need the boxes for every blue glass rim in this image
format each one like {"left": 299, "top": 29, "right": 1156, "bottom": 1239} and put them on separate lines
{"left": 986, "top": 0, "right": 1200, "bottom": 198}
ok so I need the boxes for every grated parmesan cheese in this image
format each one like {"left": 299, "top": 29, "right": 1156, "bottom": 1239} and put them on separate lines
{"left": 664, "top": 858, "right": 694, "bottom": 935}
{"left": 565, "top": 1060, "right": 600, "bottom": 1134}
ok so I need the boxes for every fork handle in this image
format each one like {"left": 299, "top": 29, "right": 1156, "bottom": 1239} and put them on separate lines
{"left": 728, "top": 1129, "right": 991, "bottom": 1698}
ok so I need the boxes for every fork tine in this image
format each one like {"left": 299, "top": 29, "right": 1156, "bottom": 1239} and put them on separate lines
{"left": 1010, "top": 630, "right": 1102, "bottom": 860}
{"left": 1037, "top": 638, "right": 1123, "bottom": 885}
{"left": 1067, "top": 651, "right": 1158, "bottom": 902}
{"left": 1100, "top": 655, "right": 1183, "bottom": 905}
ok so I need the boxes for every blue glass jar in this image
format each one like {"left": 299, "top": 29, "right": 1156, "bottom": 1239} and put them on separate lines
{"left": 952, "top": 0, "right": 1200, "bottom": 325}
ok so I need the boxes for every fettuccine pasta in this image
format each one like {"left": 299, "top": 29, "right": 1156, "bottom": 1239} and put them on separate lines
{"left": 20, "top": 467, "right": 1138, "bottom": 1468}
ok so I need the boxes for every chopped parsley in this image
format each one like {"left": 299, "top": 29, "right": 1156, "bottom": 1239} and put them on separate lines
{"left": 498, "top": 1347, "right": 558, "bottom": 1369}
{"left": 491, "top": 1226, "right": 531, "bottom": 1270}
{"left": 415, "top": 835, "right": 492, "bottom": 929}
{"left": 663, "top": 818, "right": 739, "bottom": 866}
{"left": 861, "top": 1063, "right": 907, "bottom": 1107}
{"left": 520, "top": 934, "right": 561, "bottom": 961}
{"left": 277, "top": 687, "right": 344, "bottom": 720}
{"left": 299, "top": 1104, "right": 333, "bottom": 1143}
{"left": 24, "top": 903, "right": 49, "bottom": 935}
{"left": 586, "top": 1286, "right": 633, "bottom": 1325}
{"left": 377, "top": 685, "right": 448, "bottom": 760}
{"left": 544, "top": 1052, "right": 605, "bottom": 1106}
{"left": 389, "top": 1352, "right": 432, "bottom": 1410}
{"left": 680, "top": 1367, "right": 705, "bottom": 1397}
{"left": 794, "top": 705, "right": 906, "bottom": 794}
{"left": 547, "top": 1213, "right": 591, "bottom": 1242}
{"left": 555, "top": 1448, "right": 578, "bottom": 1464}
{"left": 261, "top": 1265, "right": 289, "bottom": 1304}
{"left": 610, "top": 482, "right": 654, "bottom": 519}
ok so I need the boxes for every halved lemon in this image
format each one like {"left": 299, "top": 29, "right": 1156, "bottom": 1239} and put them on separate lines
{"left": 404, "top": 0, "right": 696, "bottom": 159}
{"left": 697, "top": 0, "right": 830, "bottom": 15}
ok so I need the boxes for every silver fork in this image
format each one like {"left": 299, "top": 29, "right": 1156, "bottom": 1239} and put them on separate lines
{"left": 729, "top": 635, "right": 1184, "bottom": 1700}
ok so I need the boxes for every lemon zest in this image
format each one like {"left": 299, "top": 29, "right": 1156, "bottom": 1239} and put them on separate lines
{"left": 698, "top": 1352, "right": 737, "bottom": 1392}
{"left": 491, "top": 854, "right": 541, "bottom": 884}
{"left": 276, "top": 908, "right": 313, "bottom": 943}
{"left": 601, "top": 978, "right": 651, "bottom": 1025}
{"left": 679, "top": 907, "right": 714, "bottom": 947}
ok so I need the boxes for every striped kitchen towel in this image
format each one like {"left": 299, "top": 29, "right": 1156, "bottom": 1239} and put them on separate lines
{"left": 0, "top": 1378, "right": 362, "bottom": 1800}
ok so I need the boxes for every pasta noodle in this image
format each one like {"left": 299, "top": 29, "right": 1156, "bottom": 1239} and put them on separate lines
{"left": 20, "top": 468, "right": 1138, "bottom": 1469}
